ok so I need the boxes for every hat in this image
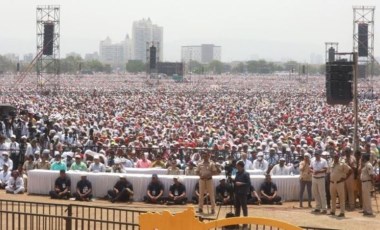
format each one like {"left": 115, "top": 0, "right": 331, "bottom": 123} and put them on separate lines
{"left": 11, "top": 135, "right": 16, "bottom": 139}
{"left": 34, "top": 150, "right": 40, "bottom": 155}
{"left": 54, "top": 151, "right": 61, "bottom": 157}
{"left": 75, "top": 154, "right": 81, "bottom": 159}
{"left": 279, "top": 157, "right": 285, "bottom": 161}
{"left": 21, "top": 136, "right": 27, "bottom": 139}
{"left": 321, "top": 151, "right": 329, "bottom": 156}
{"left": 257, "top": 152, "right": 264, "bottom": 157}
{"left": 152, "top": 173, "right": 158, "bottom": 178}
{"left": 304, "top": 153, "right": 311, "bottom": 158}
{"left": 93, "top": 155, "right": 100, "bottom": 160}
{"left": 236, "top": 160, "right": 245, "bottom": 167}
{"left": 42, "top": 149, "right": 50, "bottom": 155}
{"left": 2, "top": 152, "right": 9, "bottom": 156}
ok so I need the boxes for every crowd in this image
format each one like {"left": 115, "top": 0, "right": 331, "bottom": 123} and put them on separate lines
{"left": 0, "top": 74, "right": 379, "bottom": 217}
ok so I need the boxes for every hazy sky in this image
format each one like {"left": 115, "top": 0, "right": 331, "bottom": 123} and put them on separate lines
{"left": 0, "top": 0, "right": 378, "bottom": 62}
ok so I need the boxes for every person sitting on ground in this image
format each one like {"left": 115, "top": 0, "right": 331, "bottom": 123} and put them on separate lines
{"left": 192, "top": 181, "right": 209, "bottom": 204}
{"left": 73, "top": 174, "right": 92, "bottom": 201}
{"left": 260, "top": 174, "right": 282, "bottom": 205}
{"left": 215, "top": 178, "right": 233, "bottom": 205}
{"left": 247, "top": 184, "right": 261, "bottom": 205}
{"left": 167, "top": 176, "right": 187, "bottom": 204}
{"left": 49, "top": 169, "right": 71, "bottom": 199}
{"left": 70, "top": 154, "right": 88, "bottom": 171}
{"left": 144, "top": 173, "right": 164, "bottom": 204}
{"left": 167, "top": 159, "right": 180, "bottom": 175}
{"left": 270, "top": 158, "right": 290, "bottom": 176}
{"left": 107, "top": 175, "right": 134, "bottom": 203}
{"left": 5, "top": 170, "right": 25, "bottom": 194}
{"left": 88, "top": 155, "right": 106, "bottom": 172}
{"left": 0, "top": 163, "right": 11, "bottom": 189}
{"left": 185, "top": 161, "right": 197, "bottom": 175}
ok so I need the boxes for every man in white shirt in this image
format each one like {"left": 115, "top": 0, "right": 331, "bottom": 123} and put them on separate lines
{"left": 88, "top": 155, "right": 106, "bottom": 172}
{"left": 270, "top": 158, "right": 290, "bottom": 176}
{"left": 5, "top": 170, "right": 25, "bottom": 194}
{"left": 241, "top": 152, "right": 253, "bottom": 170}
{"left": 9, "top": 135, "right": 20, "bottom": 170}
{"left": 310, "top": 150, "right": 328, "bottom": 214}
{"left": 0, "top": 152, "right": 13, "bottom": 171}
{"left": 0, "top": 163, "right": 11, "bottom": 189}
{"left": 252, "top": 152, "right": 269, "bottom": 172}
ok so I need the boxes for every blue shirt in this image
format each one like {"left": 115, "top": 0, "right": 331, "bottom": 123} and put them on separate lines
{"left": 50, "top": 161, "right": 67, "bottom": 171}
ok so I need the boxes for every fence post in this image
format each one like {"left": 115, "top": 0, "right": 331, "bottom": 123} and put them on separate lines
{"left": 66, "top": 205, "right": 72, "bottom": 230}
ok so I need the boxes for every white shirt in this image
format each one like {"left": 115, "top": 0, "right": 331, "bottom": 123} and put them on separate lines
{"left": 252, "top": 159, "right": 269, "bottom": 172}
{"left": 7, "top": 176, "right": 24, "bottom": 189}
{"left": 243, "top": 159, "right": 253, "bottom": 170}
{"left": 270, "top": 164, "right": 291, "bottom": 176}
{"left": 0, "top": 169, "right": 11, "bottom": 185}
{"left": 311, "top": 158, "right": 328, "bottom": 177}
{"left": 0, "top": 158, "right": 13, "bottom": 171}
{"left": 9, "top": 141, "right": 20, "bottom": 156}
{"left": 88, "top": 162, "right": 106, "bottom": 172}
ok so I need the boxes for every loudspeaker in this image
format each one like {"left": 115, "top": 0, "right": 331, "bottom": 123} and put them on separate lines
{"left": 149, "top": 46, "right": 157, "bottom": 69}
{"left": 302, "top": 65, "right": 306, "bottom": 75}
{"left": 43, "top": 23, "right": 54, "bottom": 55}
{"left": 16, "top": 63, "right": 20, "bottom": 72}
{"left": 358, "top": 23, "right": 368, "bottom": 57}
{"left": 326, "top": 62, "right": 353, "bottom": 105}
{"left": 328, "top": 47, "right": 335, "bottom": 62}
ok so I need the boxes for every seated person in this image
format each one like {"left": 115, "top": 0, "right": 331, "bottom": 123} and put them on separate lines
{"left": 192, "top": 181, "right": 209, "bottom": 204}
{"left": 70, "top": 154, "right": 88, "bottom": 171}
{"left": 269, "top": 158, "right": 290, "bottom": 176}
{"left": 22, "top": 155, "right": 36, "bottom": 191}
{"left": 260, "top": 174, "right": 282, "bottom": 205}
{"left": 185, "top": 161, "right": 197, "bottom": 175}
{"left": 36, "top": 150, "right": 51, "bottom": 169}
{"left": 167, "top": 176, "right": 187, "bottom": 205}
{"left": 247, "top": 185, "right": 261, "bottom": 205}
{"left": 107, "top": 175, "right": 134, "bottom": 203}
{"left": 49, "top": 169, "right": 71, "bottom": 199}
{"left": 0, "top": 152, "right": 13, "bottom": 171}
{"left": 5, "top": 170, "right": 25, "bottom": 194}
{"left": 215, "top": 178, "right": 233, "bottom": 205}
{"left": 0, "top": 163, "right": 11, "bottom": 189}
{"left": 88, "top": 155, "right": 106, "bottom": 172}
{"left": 50, "top": 153, "right": 68, "bottom": 171}
{"left": 111, "top": 159, "right": 126, "bottom": 173}
{"left": 144, "top": 174, "right": 164, "bottom": 204}
{"left": 151, "top": 155, "right": 166, "bottom": 168}
{"left": 73, "top": 174, "right": 93, "bottom": 201}
{"left": 167, "top": 160, "right": 180, "bottom": 175}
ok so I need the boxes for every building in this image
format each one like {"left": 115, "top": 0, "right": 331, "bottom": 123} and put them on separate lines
{"left": 99, "top": 35, "right": 132, "bottom": 68}
{"left": 181, "top": 44, "right": 221, "bottom": 64}
{"left": 23, "top": 53, "right": 34, "bottom": 63}
{"left": 132, "top": 18, "right": 163, "bottom": 63}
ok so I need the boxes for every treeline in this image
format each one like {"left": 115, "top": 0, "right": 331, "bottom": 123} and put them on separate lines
{"left": 2, "top": 54, "right": 380, "bottom": 75}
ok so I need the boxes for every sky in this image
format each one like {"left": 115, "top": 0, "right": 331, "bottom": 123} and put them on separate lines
{"left": 0, "top": 0, "right": 378, "bottom": 62}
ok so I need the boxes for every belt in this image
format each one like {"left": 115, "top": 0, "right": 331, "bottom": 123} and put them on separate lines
{"left": 200, "top": 178, "right": 212, "bottom": 180}
{"left": 361, "top": 180, "right": 372, "bottom": 183}
{"left": 313, "top": 176, "right": 325, "bottom": 179}
{"left": 330, "top": 180, "right": 344, "bottom": 184}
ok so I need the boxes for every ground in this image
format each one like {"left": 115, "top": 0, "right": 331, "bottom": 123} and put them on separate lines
{"left": 1, "top": 192, "right": 380, "bottom": 230}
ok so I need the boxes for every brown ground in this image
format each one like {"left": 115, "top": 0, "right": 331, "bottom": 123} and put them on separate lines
{"left": 1, "top": 192, "right": 380, "bottom": 230}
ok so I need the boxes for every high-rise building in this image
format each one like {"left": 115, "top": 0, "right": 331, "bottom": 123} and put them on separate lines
{"left": 99, "top": 35, "right": 132, "bottom": 68}
{"left": 132, "top": 18, "right": 163, "bottom": 62}
{"left": 181, "top": 44, "right": 221, "bottom": 64}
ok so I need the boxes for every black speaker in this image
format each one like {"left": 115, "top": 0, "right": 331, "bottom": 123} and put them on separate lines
{"left": 149, "top": 46, "right": 157, "bottom": 69}
{"left": 16, "top": 63, "right": 20, "bottom": 72}
{"left": 358, "top": 23, "right": 368, "bottom": 57}
{"left": 328, "top": 47, "right": 335, "bottom": 62}
{"left": 43, "top": 23, "right": 54, "bottom": 55}
{"left": 326, "top": 62, "right": 354, "bottom": 105}
{"left": 302, "top": 65, "right": 306, "bottom": 75}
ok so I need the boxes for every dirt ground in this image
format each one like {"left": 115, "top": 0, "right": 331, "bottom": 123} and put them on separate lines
{"left": 1, "top": 192, "right": 380, "bottom": 230}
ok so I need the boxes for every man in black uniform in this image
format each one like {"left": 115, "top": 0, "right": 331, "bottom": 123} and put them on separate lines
{"left": 144, "top": 174, "right": 164, "bottom": 204}
{"left": 73, "top": 174, "right": 92, "bottom": 201}
{"left": 167, "top": 176, "right": 187, "bottom": 204}
{"left": 49, "top": 169, "right": 71, "bottom": 199}
{"left": 260, "top": 174, "right": 282, "bottom": 205}
{"left": 107, "top": 175, "right": 134, "bottom": 203}
{"left": 234, "top": 160, "right": 251, "bottom": 217}
{"left": 216, "top": 178, "right": 233, "bottom": 205}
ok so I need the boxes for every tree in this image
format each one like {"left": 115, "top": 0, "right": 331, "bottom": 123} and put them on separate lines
{"left": 232, "top": 62, "right": 246, "bottom": 73}
{"left": 126, "top": 60, "right": 145, "bottom": 73}
{"left": 207, "top": 60, "right": 224, "bottom": 74}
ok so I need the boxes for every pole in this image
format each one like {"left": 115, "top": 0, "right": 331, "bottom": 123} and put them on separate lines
{"left": 353, "top": 52, "right": 359, "bottom": 153}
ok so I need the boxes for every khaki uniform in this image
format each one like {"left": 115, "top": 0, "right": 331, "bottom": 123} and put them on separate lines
{"left": 195, "top": 160, "right": 220, "bottom": 211}
{"left": 329, "top": 161, "right": 351, "bottom": 214}
{"left": 342, "top": 155, "right": 356, "bottom": 209}
{"left": 360, "top": 161, "right": 374, "bottom": 214}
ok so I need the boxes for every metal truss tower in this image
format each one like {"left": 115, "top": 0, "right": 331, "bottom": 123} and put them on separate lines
{"left": 353, "top": 6, "right": 375, "bottom": 82}
{"left": 36, "top": 5, "right": 60, "bottom": 90}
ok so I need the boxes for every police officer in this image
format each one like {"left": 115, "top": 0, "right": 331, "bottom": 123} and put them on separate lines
{"left": 328, "top": 153, "right": 352, "bottom": 217}
{"left": 195, "top": 151, "right": 220, "bottom": 214}
{"left": 360, "top": 153, "right": 375, "bottom": 216}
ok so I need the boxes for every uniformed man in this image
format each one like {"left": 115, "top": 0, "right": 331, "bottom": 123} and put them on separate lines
{"left": 195, "top": 151, "right": 220, "bottom": 214}
{"left": 311, "top": 150, "right": 328, "bottom": 214}
{"left": 328, "top": 153, "right": 352, "bottom": 217}
{"left": 342, "top": 147, "right": 357, "bottom": 210}
{"left": 360, "top": 153, "right": 375, "bottom": 216}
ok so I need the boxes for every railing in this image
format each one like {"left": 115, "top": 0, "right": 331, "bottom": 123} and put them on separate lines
{"left": 0, "top": 199, "right": 146, "bottom": 230}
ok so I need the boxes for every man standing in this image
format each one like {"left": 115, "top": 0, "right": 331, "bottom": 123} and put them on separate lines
{"left": 342, "top": 147, "right": 357, "bottom": 211}
{"left": 73, "top": 174, "right": 93, "bottom": 201}
{"left": 360, "top": 153, "right": 375, "bottom": 216}
{"left": 234, "top": 160, "right": 251, "bottom": 218}
{"left": 328, "top": 153, "right": 352, "bottom": 217}
{"left": 107, "top": 175, "right": 134, "bottom": 203}
{"left": 9, "top": 135, "right": 20, "bottom": 170}
{"left": 311, "top": 150, "right": 328, "bottom": 214}
{"left": 299, "top": 153, "right": 312, "bottom": 208}
{"left": 49, "top": 169, "right": 71, "bottom": 199}
{"left": 195, "top": 151, "right": 220, "bottom": 214}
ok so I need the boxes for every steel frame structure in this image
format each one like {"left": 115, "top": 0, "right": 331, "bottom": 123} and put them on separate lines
{"left": 353, "top": 6, "right": 375, "bottom": 82}
{"left": 36, "top": 5, "right": 60, "bottom": 90}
